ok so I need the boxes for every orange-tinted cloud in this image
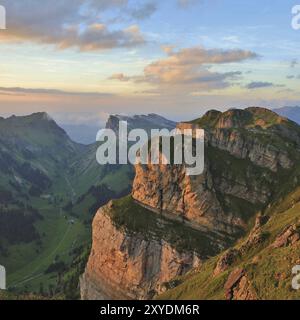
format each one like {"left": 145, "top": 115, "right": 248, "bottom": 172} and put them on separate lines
{"left": 110, "top": 46, "right": 258, "bottom": 93}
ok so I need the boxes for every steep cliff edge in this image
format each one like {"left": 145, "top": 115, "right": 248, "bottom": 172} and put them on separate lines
{"left": 80, "top": 196, "right": 227, "bottom": 300}
{"left": 81, "top": 107, "right": 300, "bottom": 300}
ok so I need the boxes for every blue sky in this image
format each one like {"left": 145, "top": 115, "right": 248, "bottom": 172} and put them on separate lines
{"left": 0, "top": 0, "right": 299, "bottom": 125}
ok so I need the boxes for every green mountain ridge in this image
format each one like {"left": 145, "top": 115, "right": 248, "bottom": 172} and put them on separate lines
{"left": 0, "top": 112, "right": 133, "bottom": 298}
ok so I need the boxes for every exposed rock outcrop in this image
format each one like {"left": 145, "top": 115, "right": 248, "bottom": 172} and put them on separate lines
{"left": 81, "top": 203, "right": 202, "bottom": 300}
{"left": 224, "top": 268, "right": 257, "bottom": 300}
{"left": 214, "top": 215, "right": 270, "bottom": 277}
{"left": 271, "top": 224, "right": 300, "bottom": 249}
{"left": 207, "top": 129, "right": 293, "bottom": 172}
{"left": 132, "top": 162, "right": 238, "bottom": 234}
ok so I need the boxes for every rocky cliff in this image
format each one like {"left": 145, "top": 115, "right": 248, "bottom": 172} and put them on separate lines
{"left": 80, "top": 197, "right": 220, "bottom": 300}
{"left": 133, "top": 107, "right": 298, "bottom": 235}
{"left": 81, "top": 107, "right": 300, "bottom": 300}
{"left": 80, "top": 201, "right": 204, "bottom": 300}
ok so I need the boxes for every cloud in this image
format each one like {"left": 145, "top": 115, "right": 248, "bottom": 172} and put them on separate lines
{"left": 189, "top": 71, "right": 242, "bottom": 84}
{"left": 54, "top": 110, "right": 110, "bottom": 127}
{"left": 0, "top": 0, "right": 145, "bottom": 51}
{"left": 110, "top": 46, "right": 258, "bottom": 93}
{"left": 245, "top": 82, "right": 284, "bottom": 90}
{"left": 0, "top": 87, "right": 114, "bottom": 97}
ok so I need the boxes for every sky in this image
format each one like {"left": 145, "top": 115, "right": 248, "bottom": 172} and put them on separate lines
{"left": 0, "top": 0, "right": 300, "bottom": 126}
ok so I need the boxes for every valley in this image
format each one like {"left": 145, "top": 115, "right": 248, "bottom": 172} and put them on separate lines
{"left": 0, "top": 113, "right": 133, "bottom": 298}
{"left": 0, "top": 112, "right": 175, "bottom": 298}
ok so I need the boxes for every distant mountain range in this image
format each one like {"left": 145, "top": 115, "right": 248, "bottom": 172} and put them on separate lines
{"left": 273, "top": 106, "right": 300, "bottom": 124}
{"left": 60, "top": 113, "right": 177, "bottom": 145}
{"left": 105, "top": 113, "right": 177, "bottom": 135}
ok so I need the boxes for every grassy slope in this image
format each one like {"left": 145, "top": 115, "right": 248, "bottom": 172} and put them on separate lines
{"left": 2, "top": 168, "right": 132, "bottom": 297}
{"left": 158, "top": 188, "right": 300, "bottom": 300}
{"left": 2, "top": 196, "right": 90, "bottom": 295}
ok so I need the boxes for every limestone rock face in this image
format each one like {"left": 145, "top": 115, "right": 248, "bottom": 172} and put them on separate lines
{"left": 132, "top": 142, "right": 271, "bottom": 235}
{"left": 132, "top": 108, "right": 297, "bottom": 236}
{"left": 207, "top": 129, "right": 293, "bottom": 172}
{"left": 132, "top": 162, "right": 235, "bottom": 233}
{"left": 80, "top": 204, "right": 201, "bottom": 300}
